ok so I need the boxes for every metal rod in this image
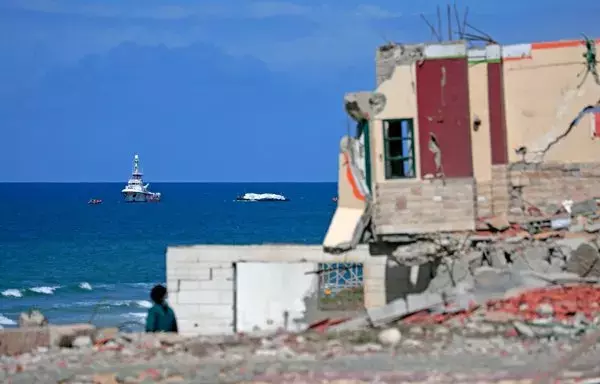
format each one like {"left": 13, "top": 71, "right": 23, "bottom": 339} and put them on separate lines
{"left": 462, "top": 6, "right": 469, "bottom": 40}
{"left": 437, "top": 6, "right": 442, "bottom": 42}
{"left": 421, "top": 13, "right": 442, "bottom": 42}
{"left": 447, "top": 4, "right": 452, "bottom": 41}
{"left": 465, "top": 22, "right": 495, "bottom": 43}
{"left": 453, "top": 2, "right": 462, "bottom": 39}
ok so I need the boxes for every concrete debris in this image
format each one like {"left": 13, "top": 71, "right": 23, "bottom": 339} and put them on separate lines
{"left": 377, "top": 328, "right": 401, "bottom": 347}
{"left": 18, "top": 310, "right": 47, "bottom": 328}
{"left": 565, "top": 243, "right": 600, "bottom": 277}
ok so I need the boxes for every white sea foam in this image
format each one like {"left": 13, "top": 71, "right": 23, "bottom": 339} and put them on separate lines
{"left": 0, "top": 314, "right": 16, "bottom": 325}
{"left": 78, "top": 282, "right": 93, "bottom": 290}
{"left": 238, "top": 193, "right": 287, "bottom": 201}
{"left": 135, "top": 300, "right": 152, "bottom": 308}
{"left": 29, "top": 286, "right": 60, "bottom": 295}
{"left": 1, "top": 289, "right": 23, "bottom": 298}
{"left": 125, "top": 312, "right": 147, "bottom": 320}
{"left": 127, "top": 282, "right": 165, "bottom": 289}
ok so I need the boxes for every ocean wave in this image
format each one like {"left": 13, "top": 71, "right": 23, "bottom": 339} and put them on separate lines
{"left": 124, "top": 312, "right": 147, "bottom": 320}
{"left": 79, "top": 282, "right": 93, "bottom": 290}
{"left": 1, "top": 289, "right": 23, "bottom": 298}
{"left": 0, "top": 314, "right": 16, "bottom": 326}
{"left": 29, "top": 285, "right": 61, "bottom": 295}
{"left": 0, "top": 282, "right": 157, "bottom": 299}
{"left": 52, "top": 299, "right": 153, "bottom": 310}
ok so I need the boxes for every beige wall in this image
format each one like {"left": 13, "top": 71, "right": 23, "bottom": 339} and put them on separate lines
{"left": 468, "top": 63, "right": 492, "bottom": 182}
{"left": 370, "top": 63, "right": 421, "bottom": 184}
{"left": 504, "top": 44, "right": 600, "bottom": 163}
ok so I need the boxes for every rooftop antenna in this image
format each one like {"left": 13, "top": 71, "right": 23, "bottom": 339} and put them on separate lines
{"left": 453, "top": 2, "right": 463, "bottom": 39}
{"left": 437, "top": 6, "right": 442, "bottom": 42}
{"left": 462, "top": 6, "right": 469, "bottom": 40}
{"left": 420, "top": 13, "right": 442, "bottom": 42}
{"left": 447, "top": 4, "right": 452, "bottom": 41}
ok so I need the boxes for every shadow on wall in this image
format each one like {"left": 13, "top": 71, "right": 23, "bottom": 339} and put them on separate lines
{"left": 385, "top": 258, "right": 437, "bottom": 303}
{"left": 369, "top": 242, "right": 437, "bottom": 303}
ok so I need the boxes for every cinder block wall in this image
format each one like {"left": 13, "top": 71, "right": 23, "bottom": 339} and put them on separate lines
{"left": 489, "top": 162, "right": 600, "bottom": 217}
{"left": 166, "top": 245, "right": 387, "bottom": 336}
{"left": 372, "top": 179, "right": 476, "bottom": 234}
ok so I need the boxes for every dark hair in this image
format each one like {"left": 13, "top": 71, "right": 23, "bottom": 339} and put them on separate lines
{"left": 150, "top": 284, "right": 167, "bottom": 304}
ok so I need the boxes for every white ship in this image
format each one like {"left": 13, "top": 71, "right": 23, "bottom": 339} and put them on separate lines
{"left": 121, "top": 154, "right": 161, "bottom": 203}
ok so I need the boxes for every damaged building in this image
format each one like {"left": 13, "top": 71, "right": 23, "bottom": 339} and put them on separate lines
{"left": 325, "top": 37, "right": 600, "bottom": 255}
{"left": 165, "top": 37, "right": 600, "bottom": 336}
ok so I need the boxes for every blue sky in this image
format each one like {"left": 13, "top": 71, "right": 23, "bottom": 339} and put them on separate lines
{"left": 0, "top": 0, "right": 599, "bottom": 181}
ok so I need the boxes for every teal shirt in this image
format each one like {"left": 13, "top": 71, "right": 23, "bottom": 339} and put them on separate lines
{"left": 145, "top": 303, "right": 178, "bottom": 333}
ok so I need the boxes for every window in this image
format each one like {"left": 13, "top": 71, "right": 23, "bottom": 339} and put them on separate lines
{"left": 383, "top": 119, "right": 416, "bottom": 179}
{"left": 317, "top": 263, "right": 364, "bottom": 311}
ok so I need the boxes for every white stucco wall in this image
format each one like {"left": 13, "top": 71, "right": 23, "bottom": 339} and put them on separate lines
{"left": 235, "top": 262, "right": 318, "bottom": 333}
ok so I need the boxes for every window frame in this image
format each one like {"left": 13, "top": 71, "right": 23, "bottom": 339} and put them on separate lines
{"left": 383, "top": 118, "right": 416, "bottom": 180}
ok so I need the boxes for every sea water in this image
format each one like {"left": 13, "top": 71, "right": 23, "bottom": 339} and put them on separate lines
{"left": 0, "top": 182, "right": 335, "bottom": 330}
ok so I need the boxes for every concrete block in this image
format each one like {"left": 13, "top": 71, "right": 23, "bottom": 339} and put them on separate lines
{"left": 178, "top": 279, "right": 233, "bottom": 292}
{"left": 172, "top": 304, "right": 232, "bottom": 320}
{"left": 176, "top": 290, "right": 233, "bottom": 305}
{"left": 366, "top": 298, "right": 408, "bottom": 327}
{"left": 0, "top": 327, "right": 50, "bottom": 355}
{"left": 363, "top": 264, "right": 386, "bottom": 279}
{"left": 363, "top": 291, "right": 386, "bottom": 309}
{"left": 177, "top": 319, "right": 233, "bottom": 335}
{"left": 211, "top": 267, "right": 234, "bottom": 280}
{"left": 363, "top": 278, "right": 385, "bottom": 292}
{"left": 167, "top": 265, "right": 212, "bottom": 280}
{"left": 166, "top": 248, "right": 199, "bottom": 264}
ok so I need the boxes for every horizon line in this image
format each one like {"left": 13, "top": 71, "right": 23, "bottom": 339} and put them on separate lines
{"left": 0, "top": 181, "right": 337, "bottom": 184}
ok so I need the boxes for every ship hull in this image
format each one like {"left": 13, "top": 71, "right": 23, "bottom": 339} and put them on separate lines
{"left": 122, "top": 191, "right": 161, "bottom": 203}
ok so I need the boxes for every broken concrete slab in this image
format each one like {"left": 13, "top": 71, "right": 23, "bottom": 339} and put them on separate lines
{"left": 485, "top": 215, "right": 510, "bottom": 232}
{"left": 565, "top": 243, "right": 600, "bottom": 277}
{"left": 571, "top": 199, "right": 598, "bottom": 216}
{"left": 49, "top": 323, "right": 96, "bottom": 348}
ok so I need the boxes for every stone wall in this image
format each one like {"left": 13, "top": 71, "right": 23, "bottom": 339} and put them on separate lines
{"left": 475, "top": 181, "right": 493, "bottom": 218}
{"left": 372, "top": 178, "right": 476, "bottom": 235}
{"left": 489, "top": 162, "right": 600, "bottom": 218}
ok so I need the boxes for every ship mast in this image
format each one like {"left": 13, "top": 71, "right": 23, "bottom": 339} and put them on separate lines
{"left": 132, "top": 154, "right": 143, "bottom": 178}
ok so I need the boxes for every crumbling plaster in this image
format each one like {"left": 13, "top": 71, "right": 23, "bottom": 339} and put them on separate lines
{"left": 503, "top": 44, "right": 600, "bottom": 164}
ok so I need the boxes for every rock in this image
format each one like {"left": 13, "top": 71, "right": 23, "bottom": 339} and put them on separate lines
{"left": 585, "top": 222, "right": 600, "bottom": 233}
{"left": 49, "top": 324, "right": 96, "bottom": 348}
{"left": 565, "top": 243, "right": 600, "bottom": 277}
{"left": 18, "top": 310, "right": 48, "bottom": 328}
{"left": 352, "top": 343, "right": 383, "bottom": 353}
{"left": 93, "top": 327, "right": 119, "bottom": 343}
{"left": 72, "top": 335, "right": 92, "bottom": 348}
{"left": 536, "top": 303, "right": 554, "bottom": 317}
{"left": 276, "top": 345, "right": 298, "bottom": 359}
{"left": 571, "top": 199, "right": 597, "bottom": 216}
{"left": 485, "top": 215, "right": 510, "bottom": 231}
{"left": 377, "top": 328, "right": 401, "bottom": 347}
{"left": 513, "top": 322, "right": 535, "bottom": 338}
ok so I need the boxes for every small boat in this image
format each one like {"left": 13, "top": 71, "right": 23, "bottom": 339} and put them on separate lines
{"left": 121, "top": 154, "right": 161, "bottom": 203}
{"left": 332, "top": 196, "right": 338, "bottom": 203}
{"left": 235, "top": 193, "right": 289, "bottom": 202}
{"left": 88, "top": 199, "right": 102, "bottom": 205}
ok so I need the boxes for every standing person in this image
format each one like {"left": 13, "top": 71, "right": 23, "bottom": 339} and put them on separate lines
{"left": 145, "top": 284, "right": 178, "bottom": 333}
